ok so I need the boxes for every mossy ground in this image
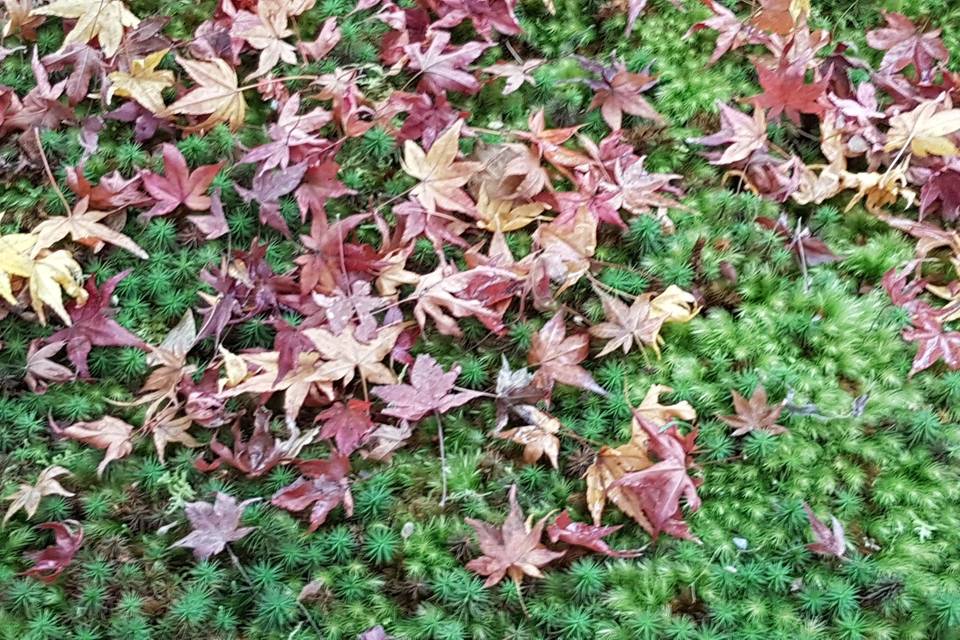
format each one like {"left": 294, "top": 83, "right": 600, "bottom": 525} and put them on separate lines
{"left": 3, "top": 0, "right": 960, "bottom": 639}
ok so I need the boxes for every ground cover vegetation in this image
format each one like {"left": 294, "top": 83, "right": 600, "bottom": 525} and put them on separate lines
{"left": 2, "top": 0, "right": 960, "bottom": 637}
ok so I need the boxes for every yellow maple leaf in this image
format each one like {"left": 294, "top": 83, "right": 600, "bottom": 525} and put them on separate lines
{"left": 886, "top": 100, "right": 960, "bottom": 158}
{"left": 107, "top": 49, "right": 174, "bottom": 115}
{"left": 0, "top": 234, "right": 87, "bottom": 325}
{"left": 475, "top": 188, "right": 545, "bottom": 232}
{"left": 31, "top": 0, "right": 140, "bottom": 58}
{"left": 164, "top": 56, "right": 247, "bottom": 132}
{"left": 401, "top": 120, "right": 481, "bottom": 213}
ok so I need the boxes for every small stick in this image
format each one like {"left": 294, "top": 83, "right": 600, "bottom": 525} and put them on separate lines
{"left": 434, "top": 409, "right": 448, "bottom": 507}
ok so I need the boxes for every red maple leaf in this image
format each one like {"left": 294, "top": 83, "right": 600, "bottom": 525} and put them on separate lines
{"left": 686, "top": 0, "right": 766, "bottom": 64}
{"left": 65, "top": 165, "right": 149, "bottom": 209}
{"left": 751, "top": 61, "right": 828, "bottom": 123}
{"left": 404, "top": 31, "right": 488, "bottom": 96}
{"left": 546, "top": 511, "right": 644, "bottom": 558}
{"left": 141, "top": 143, "right": 224, "bottom": 221}
{"left": 20, "top": 520, "right": 83, "bottom": 583}
{"left": 803, "top": 503, "right": 846, "bottom": 558}
{"left": 902, "top": 315, "right": 960, "bottom": 377}
{"left": 317, "top": 399, "right": 375, "bottom": 455}
{"left": 271, "top": 454, "right": 353, "bottom": 532}
{"left": 584, "top": 60, "right": 664, "bottom": 131}
{"left": 44, "top": 271, "right": 148, "bottom": 378}
{"left": 866, "top": 12, "right": 948, "bottom": 78}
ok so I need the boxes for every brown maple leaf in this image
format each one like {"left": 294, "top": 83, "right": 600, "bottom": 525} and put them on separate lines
{"left": 586, "top": 62, "right": 664, "bottom": 131}
{"left": 31, "top": 197, "right": 148, "bottom": 259}
{"left": 633, "top": 384, "right": 696, "bottom": 427}
{"left": 221, "top": 350, "right": 334, "bottom": 424}
{"left": 304, "top": 323, "right": 405, "bottom": 388}
{"left": 3, "top": 466, "right": 74, "bottom": 525}
{"left": 751, "top": 61, "right": 827, "bottom": 124}
{"left": 52, "top": 416, "right": 135, "bottom": 477}
{"left": 401, "top": 119, "right": 480, "bottom": 213}
{"left": 147, "top": 407, "right": 200, "bottom": 463}
{"left": 718, "top": 386, "right": 787, "bottom": 436}
{"left": 589, "top": 292, "right": 665, "bottom": 357}
{"left": 529, "top": 312, "right": 606, "bottom": 397}
{"left": 497, "top": 404, "right": 561, "bottom": 469}
{"left": 585, "top": 440, "right": 653, "bottom": 530}
{"left": 689, "top": 101, "right": 768, "bottom": 165}
{"left": 464, "top": 485, "right": 565, "bottom": 588}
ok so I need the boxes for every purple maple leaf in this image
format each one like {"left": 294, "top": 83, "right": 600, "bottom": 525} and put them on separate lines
{"left": 170, "top": 493, "right": 258, "bottom": 560}
{"left": 372, "top": 354, "right": 481, "bottom": 422}
{"left": 803, "top": 503, "right": 846, "bottom": 558}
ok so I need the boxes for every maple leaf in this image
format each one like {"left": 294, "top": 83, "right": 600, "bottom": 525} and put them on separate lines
{"left": 404, "top": 31, "right": 488, "bottom": 96}
{"left": 31, "top": 196, "right": 149, "bottom": 259}
{"left": 241, "top": 93, "right": 332, "bottom": 173}
{"left": 498, "top": 404, "right": 561, "bottom": 468}
{"left": 231, "top": 0, "right": 297, "bottom": 79}
{"left": 412, "top": 265, "right": 519, "bottom": 337}
{"left": 546, "top": 511, "right": 644, "bottom": 558}
{"left": 147, "top": 408, "right": 200, "bottom": 463}
{"left": 271, "top": 453, "right": 353, "bottom": 532}
{"left": 751, "top": 61, "right": 827, "bottom": 124}
{"left": 690, "top": 101, "right": 768, "bottom": 165}
{"left": 65, "top": 165, "right": 149, "bottom": 210}
{"left": 3, "top": 0, "right": 44, "bottom": 39}
{"left": 803, "top": 503, "right": 846, "bottom": 558}
{"left": 164, "top": 56, "right": 246, "bottom": 132}
{"left": 20, "top": 520, "right": 83, "bottom": 583}
{"left": 25, "top": 339, "right": 76, "bottom": 392}
{"left": 31, "top": 0, "right": 140, "bottom": 58}
{"left": 45, "top": 271, "right": 148, "bottom": 377}
{"left": 3, "top": 466, "right": 73, "bottom": 526}
{"left": 107, "top": 48, "right": 175, "bottom": 115}
{"left": 317, "top": 399, "right": 374, "bottom": 455}
{"left": 483, "top": 59, "right": 543, "bottom": 95}
{"left": 53, "top": 416, "right": 135, "bottom": 477}
{"left": 170, "top": 493, "right": 257, "bottom": 560}
{"left": 196, "top": 409, "right": 318, "bottom": 476}
{"left": 920, "top": 163, "right": 960, "bottom": 222}
{"left": 298, "top": 16, "right": 340, "bottom": 61}
{"left": 585, "top": 440, "right": 653, "bottom": 530}
{"left": 221, "top": 351, "right": 333, "bottom": 424}
{"left": 464, "top": 485, "right": 565, "bottom": 588}
{"left": 140, "top": 143, "right": 224, "bottom": 220}
{"left": 475, "top": 189, "right": 545, "bottom": 233}
{"left": 372, "top": 354, "right": 480, "bottom": 422}
{"left": 633, "top": 384, "right": 696, "bottom": 427}
{"left": 426, "top": 0, "right": 521, "bottom": 39}
{"left": 188, "top": 187, "right": 229, "bottom": 240}
{"left": 588, "top": 64, "right": 664, "bottom": 131}
{"left": 756, "top": 215, "right": 840, "bottom": 266}
{"left": 41, "top": 44, "right": 103, "bottom": 106}
{"left": 751, "top": 0, "right": 809, "bottom": 35}
{"left": 360, "top": 420, "right": 413, "bottom": 462}
{"left": 610, "top": 413, "right": 701, "bottom": 540}
{"left": 885, "top": 100, "right": 960, "bottom": 158}
{"left": 718, "top": 386, "right": 787, "bottom": 436}
{"left": 686, "top": 0, "right": 764, "bottom": 64}
{"left": 401, "top": 119, "right": 480, "bottom": 213}
{"left": 303, "top": 323, "right": 404, "bottom": 387}
{"left": 866, "top": 12, "right": 948, "bottom": 78}
{"left": 528, "top": 313, "right": 607, "bottom": 397}
{"left": 902, "top": 315, "right": 960, "bottom": 377}
{"left": 529, "top": 206, "right": 598, "bottom": 302}
{"left": 235, "top": 162, "right": 308, "bottom": 236}
{"left": 589, "top": 292, "right": 665, "bottom": 357}
{"left": 0, "top": 233, "right": 87, "bottom": 326}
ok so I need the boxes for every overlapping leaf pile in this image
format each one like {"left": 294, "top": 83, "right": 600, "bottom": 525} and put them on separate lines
{"left": 2, "top": 0, "right": 960, "bottom": 636}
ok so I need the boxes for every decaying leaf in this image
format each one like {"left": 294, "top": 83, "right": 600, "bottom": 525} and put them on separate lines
{"left": 31, "top": 0, "right": 140, "bottom": 57}
{"left": 0, "top": 234, "right": 87, "bottom": 325}
{"left": 53, "top": 416, "right": 135, "bottom": 477}
{"left": 372, "top": 354, "right": 480, "bottom": 422}
{"left": 20, "top": 520, "right": 83, "bottom": 583}
{"left": 498, "top": 404, "right": 561, "bottom": 468}
{"left": 107, "top": 49, "right": 175, "bottom": 114}
{"left": 3, "top": 466, "right": 74, "bottom": 526}
{"left": 401, "top": 119, "right": 480, "bottom": 213}
{"left": 718, "top": 386, "right": 787, "bottom": 436}
{"left": 164, "top": 56, "right": 247, "bottom": 132}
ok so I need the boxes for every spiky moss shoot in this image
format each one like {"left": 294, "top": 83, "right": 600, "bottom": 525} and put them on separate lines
{"left": 167, "top": 585, "right": 215, "bottom": 629}
{"left": 252, "top": 585, "right": 300, "bottom": 632}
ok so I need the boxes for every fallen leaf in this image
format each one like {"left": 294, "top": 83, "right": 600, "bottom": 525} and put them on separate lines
{"left": 803, "top": 502, "right": 846, "bottom": 558}
{"left": 401, "top": 119, "right": 480, "bottom": 213}
{"left": 546, "top": 511, "right": 643, "bottom": 558}
{"left": 54, "top": 416, "right": 135, "bottom": 477}
{"left": 464, "top": 485, "right": 565, "bottom": 587}
{"left": 529, "top": 313, "right": 607, "bottom": 396}
{"left": 589, "top": 292, "right": 665, "bottom": 357}
{"left": 20, "top": 520, "right": 83, "bottom": 583}
{"left": 3, "top": 466, "right": 74, "bottom": 525}
{"left": 141, "top": 143, "right": 224, "bottom": 220}
{"left": 885, "top": 100, "right": 960, "bottom": 158}
{"left": 107, "top": 48, "right": 175, "bottom": 115}
{"left": 0, "top": 234, "right": 87, "bottom": 326}
{"left": 718, "top": 386, "right": 787, "bottom": 436}
{"left": 271, "top": 453, "right": 353, "bottom": 532}
{"left": 690, "top": 101, "right": 768, "bottom": 165}
{"left": 317, "top": 399, "right": 374, "bottom": 455}
{"left": 170, "top": 493, "right": 257, "bottom": 560}
{"left": 372, "top": 354, "right": 480, "bottom": 422}
{"left": 31, "top": 197, "right": 149, "bottom": 259}
{"left": 304, "top": 323, "right": 404, "bottom": 387}
{"left": 31, "top": 0, "right": 140, "bottom": 57}
{"left": 498, "top": 404, "right": 561, "bottom": 468}
{"left": 164, "top": 55, "right": 246, "bottom": 132}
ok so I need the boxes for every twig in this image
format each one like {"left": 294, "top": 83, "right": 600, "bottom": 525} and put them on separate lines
{"left": 35, "top": 129, "right": 72, "bottom": 215}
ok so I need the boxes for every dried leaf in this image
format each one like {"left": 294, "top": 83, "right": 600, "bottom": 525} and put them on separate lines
{"left": 164, "top": 56, "right": 246, "bottom": 132}
{"left": 170, "top": 493, "right": 257, "bottom": 560}
{"left": 372, "top": 354, "right": 480, "bottom": 422}
{"left": 20, "top": 520, "right": 83, "bottom": 583}
{"left": 54, "top": 416, "right": 135, "bottom": 477}
{"left": 3, "top": 466, "right": 74, "bottom": 525}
